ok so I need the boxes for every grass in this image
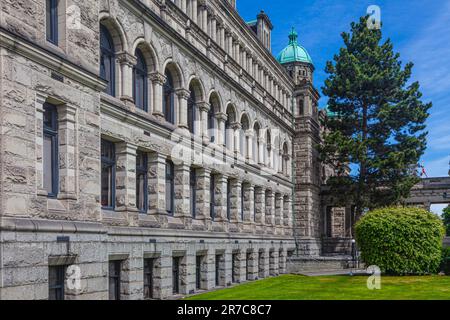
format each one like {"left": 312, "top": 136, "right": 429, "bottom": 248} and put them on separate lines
{"left": 185, "top": 274, "right": 450, "bottom": 300}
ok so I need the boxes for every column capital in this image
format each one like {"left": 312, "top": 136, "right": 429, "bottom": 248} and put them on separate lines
{"left": 116, "top": 51, "right": 137, "bottom": 66}
{"left": 175, "top": 88, "right": 191, "bottom": 100}
{"left": 149, "top": 71, "right": 166, "bottom": 85}
{"left": 215, "top": 111, "right": 227, "bottom": 122}
{"left": 231, "top": 122, "right": 241, "bottom": 130}
{"left": 197, "top": 101, "right": 210, "bottom": 112}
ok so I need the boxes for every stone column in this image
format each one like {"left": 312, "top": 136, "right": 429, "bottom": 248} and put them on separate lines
{"left": 269, "top": 250, "right": 279, "bottom": 276}
{"left": 230, "top": 179, "right": 242, "bottom": 223}
{"left": 148, "top": 153, "right": 167, "bottom": 219}
{"left": 232, "top": 122, "right": 241, "bottom": 155}
{"left": 191, "top": 0, "right": 198, "bottom": 24}
{"left": 214, "top": 174, "right": 228, "bottom": 222}
{"left": 265, "top": 190, "right": 275, "bottom": 226}
{"left": 57, "top": 104, "right": 77, "bottom": 200}
{"left": 149, "top": 71, "right": 166, "bottom": 118}
{"left": 201, "top": 5, "right": 208, "bottom": 32}
{"left": 215, "top": 112, "right": 227, "bottom": 146}
{"left": 196, "top": 168, "right": 211, "bottom": 223}
{"left": 117, "top": 52, "right": 137, "bottom": 103}
{"left": 246, "top": 130, "right": 253, "bottom": 162}
{"left": 115, "top": 142, "right": 139, "bottom": 224}
{"left": 198, "top": 102, "right": 210, "bottom": 141}
{"left": 227, "top": 31, "right": 233, "bottom": 56}
{"left": 180, "top": 0, "right": 187, "bottom": 13}
{"left": 254, "top": 187, "right": 265, "bottom": 226}
{"left": 176, "top": 88, "right": 190, "bottom": 129}
{"left": 174, "top": 163, "right": 191, "bottom": 223}
{"left": 275, "top": 193, "right": 283, "bottom": 226}
{"left": 220, "top": 26, "right": 225, "bottom": 48}
{"left": 243, "top": 184, "right": 254, "bottom": 223}
{"left": 258, "top": 136, "right": 265, "bottom": 166}
{"left": 284, "top": 195, "right": 293, "bottom": 229}
{"left": 211, "top": 16, "right": 217, "bottom": 42}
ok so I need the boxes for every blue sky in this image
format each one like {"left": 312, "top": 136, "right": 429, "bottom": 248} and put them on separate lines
{"left": 237, "top": 0, "right": 450, "bottom": 213}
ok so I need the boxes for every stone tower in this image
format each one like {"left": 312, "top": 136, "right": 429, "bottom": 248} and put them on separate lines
{"left": 277, "top": 28, "right": 322, "bottom": 256}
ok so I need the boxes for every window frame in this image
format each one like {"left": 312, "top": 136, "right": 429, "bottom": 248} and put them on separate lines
{"left": 241, "top": 183, "right": 245, "bottom": 221}
{"left": 143, "top": 258, "right": 154, "bottom": 299}
{"left": 100, "top": 24, "right": 116, "bottom": 97}
{"left": 108, "top": 260, "right": 121, "bottom": 300}
{"left": 133, "top": 48, "right": 148, "bottom": 111}
{"left": 165, "top": 160, "right": 175, "bottom": 215}
{"left": 46, "top": 0, "right": 59, "bottom": 45}
{"left": 226, "top": 179, "right": 231, "bottom": 221}
{"left": 43, "top": 103, "right": 59, "bottom": 198}
{"left": 210, "top": 174, "right": 216, "bottom": 220}
{"left": 48, "top": 265, "right": 66, "bottom": 300}
{"left": 101, "top": 139, "right": 116, "bottom": 210}
{"left": 163, "top": 71, "right": 175, "bottom": 124}
{"left": 187, "top": 87, "right": 196, "bottom": 134}
{"left": 136, "top": 151, "right": 148, "bottom": 213}
{"left": 190, "top": 168, "right": 197, "bottom": 218}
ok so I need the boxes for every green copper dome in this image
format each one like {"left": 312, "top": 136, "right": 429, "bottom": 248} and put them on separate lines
{"left": 277, "top": 27, "right": 313, "bottom": 65}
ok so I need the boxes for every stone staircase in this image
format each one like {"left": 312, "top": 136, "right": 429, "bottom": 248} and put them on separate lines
{"left": 286, "top": 255, "right": 362, "bottom": 274}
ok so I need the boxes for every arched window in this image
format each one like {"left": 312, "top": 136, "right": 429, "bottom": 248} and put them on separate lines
{"left": 282, "top": 143, "right": 289, "bottom": 175}
{"left": 187, "top": 84, "right": 196, "bottom": 134}
{"left": 225, "top": 105, "right": 235, "bottom": 150}
{"left": 240, "top": 114, "right": 250, "bottom": 159}
{"left": 253, "top": 123, "right": 260, "bottom": 163}
{"left": 100, "top": 24, "right": 115, "bottom": 96}
{"left": 266, "top": 130, "right": 272, "bottom": 167}
{"left": 163, "top": 70, "right": 175, "bottom": 124}
{"left": 165, "top": 160, "right": 174, "bottom": 215}
{"left": 207, "top": 105, "right": 215, "bottom": 143}
{"left": 133, "top": 48, "right": 148, "bottom": 111}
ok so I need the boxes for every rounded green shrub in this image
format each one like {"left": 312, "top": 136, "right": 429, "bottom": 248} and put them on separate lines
{"left": 355, "top": 206, "right": 445, "bottom": 275}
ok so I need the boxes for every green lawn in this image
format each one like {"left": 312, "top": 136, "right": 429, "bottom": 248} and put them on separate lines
{"left": 186, "top": 274, "right": 450, "bottom": 300}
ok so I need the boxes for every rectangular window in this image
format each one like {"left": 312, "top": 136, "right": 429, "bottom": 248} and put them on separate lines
{"left": 136, "top": 151, "right": 148, "bottom": 213}
{"left": 253, "top": 189, "right": 257, "bottom": 222}
{"left": 48, "top": 265, "right": 66, "bottom": 300}
{"left": 226, "top": 179, "right": 231, "bottom": 221}
{"left": 190, "top": 168, "right": 197, "bottom": 218}
{"left": 326, "top": 206, "right": 333, "bottom": 238}
{"left": 43, "top": 103, "right": 58, "bottom": 197}
{"left": 46, "top": 0, "right": 58, "bottom": 45}
{"left": 165, "top": 161, "right": 174, "bottom": 215}
{"left": 210, "top": 174, "right": 215, "bottom": 220}
{"left": 109, "top": 260, "right": 121, "bottom": 300}
{"left": 195, "top": 255, "right": 202, "bottom": 290}
{"left": 172, "top": 257, "right": 180, "bottom": 294}
{"left": 241, "top": 183, "right": 245, "bottom": 221}
{"left": 101, "top": 140, "right": 115, "bottom": 210}
{"left": 215, "top": 255, "right": 221, "bottom": 286}
{"left": 143, "top": 258, "right": 154, "bottom": 299}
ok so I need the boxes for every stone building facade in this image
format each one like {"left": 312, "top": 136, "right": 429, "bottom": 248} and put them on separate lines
{"left": 0, "top": 0, "right": 349, "bottom": 299}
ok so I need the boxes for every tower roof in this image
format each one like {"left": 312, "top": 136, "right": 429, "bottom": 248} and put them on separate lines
{"left": 276, "top": 27, "right": 313, "bottom": 65}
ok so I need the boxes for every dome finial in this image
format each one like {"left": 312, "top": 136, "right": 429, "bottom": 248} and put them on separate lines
{"left": 289, "top": 27, "right": 298, "bottom": 44}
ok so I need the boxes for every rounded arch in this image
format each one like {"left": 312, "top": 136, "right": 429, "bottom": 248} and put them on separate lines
{"left": 225, "top": 103, "right": 237, "bottom": 124}
{"left": 208, "top": 91, "right": 222, "bottom": 114}
{"left": 132, "top": 38, "right": 158, "bottom": 73}
{"left": 188, "top": 77, "right": 205, "bottom": 103}
{"left": 163, "top": 59, "right": 184, "bottom": 89}
{"left": 99, "top": 15, "right": 128, "bottom": 53}
{"left": 240, "top": 112, "right": 250, "bottom": 130}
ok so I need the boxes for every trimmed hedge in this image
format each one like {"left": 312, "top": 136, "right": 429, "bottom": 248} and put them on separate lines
{"left": 355, "top": 206, "right": 445, "bottom": 275}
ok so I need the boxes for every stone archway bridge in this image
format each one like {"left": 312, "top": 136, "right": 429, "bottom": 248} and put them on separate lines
{"left": 405, "top": 177, "right": 450, "bottom": 210}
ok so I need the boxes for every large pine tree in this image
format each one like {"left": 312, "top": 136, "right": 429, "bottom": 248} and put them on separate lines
{"left": 321, "top": 16, "right": 431, "bottom": 218}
